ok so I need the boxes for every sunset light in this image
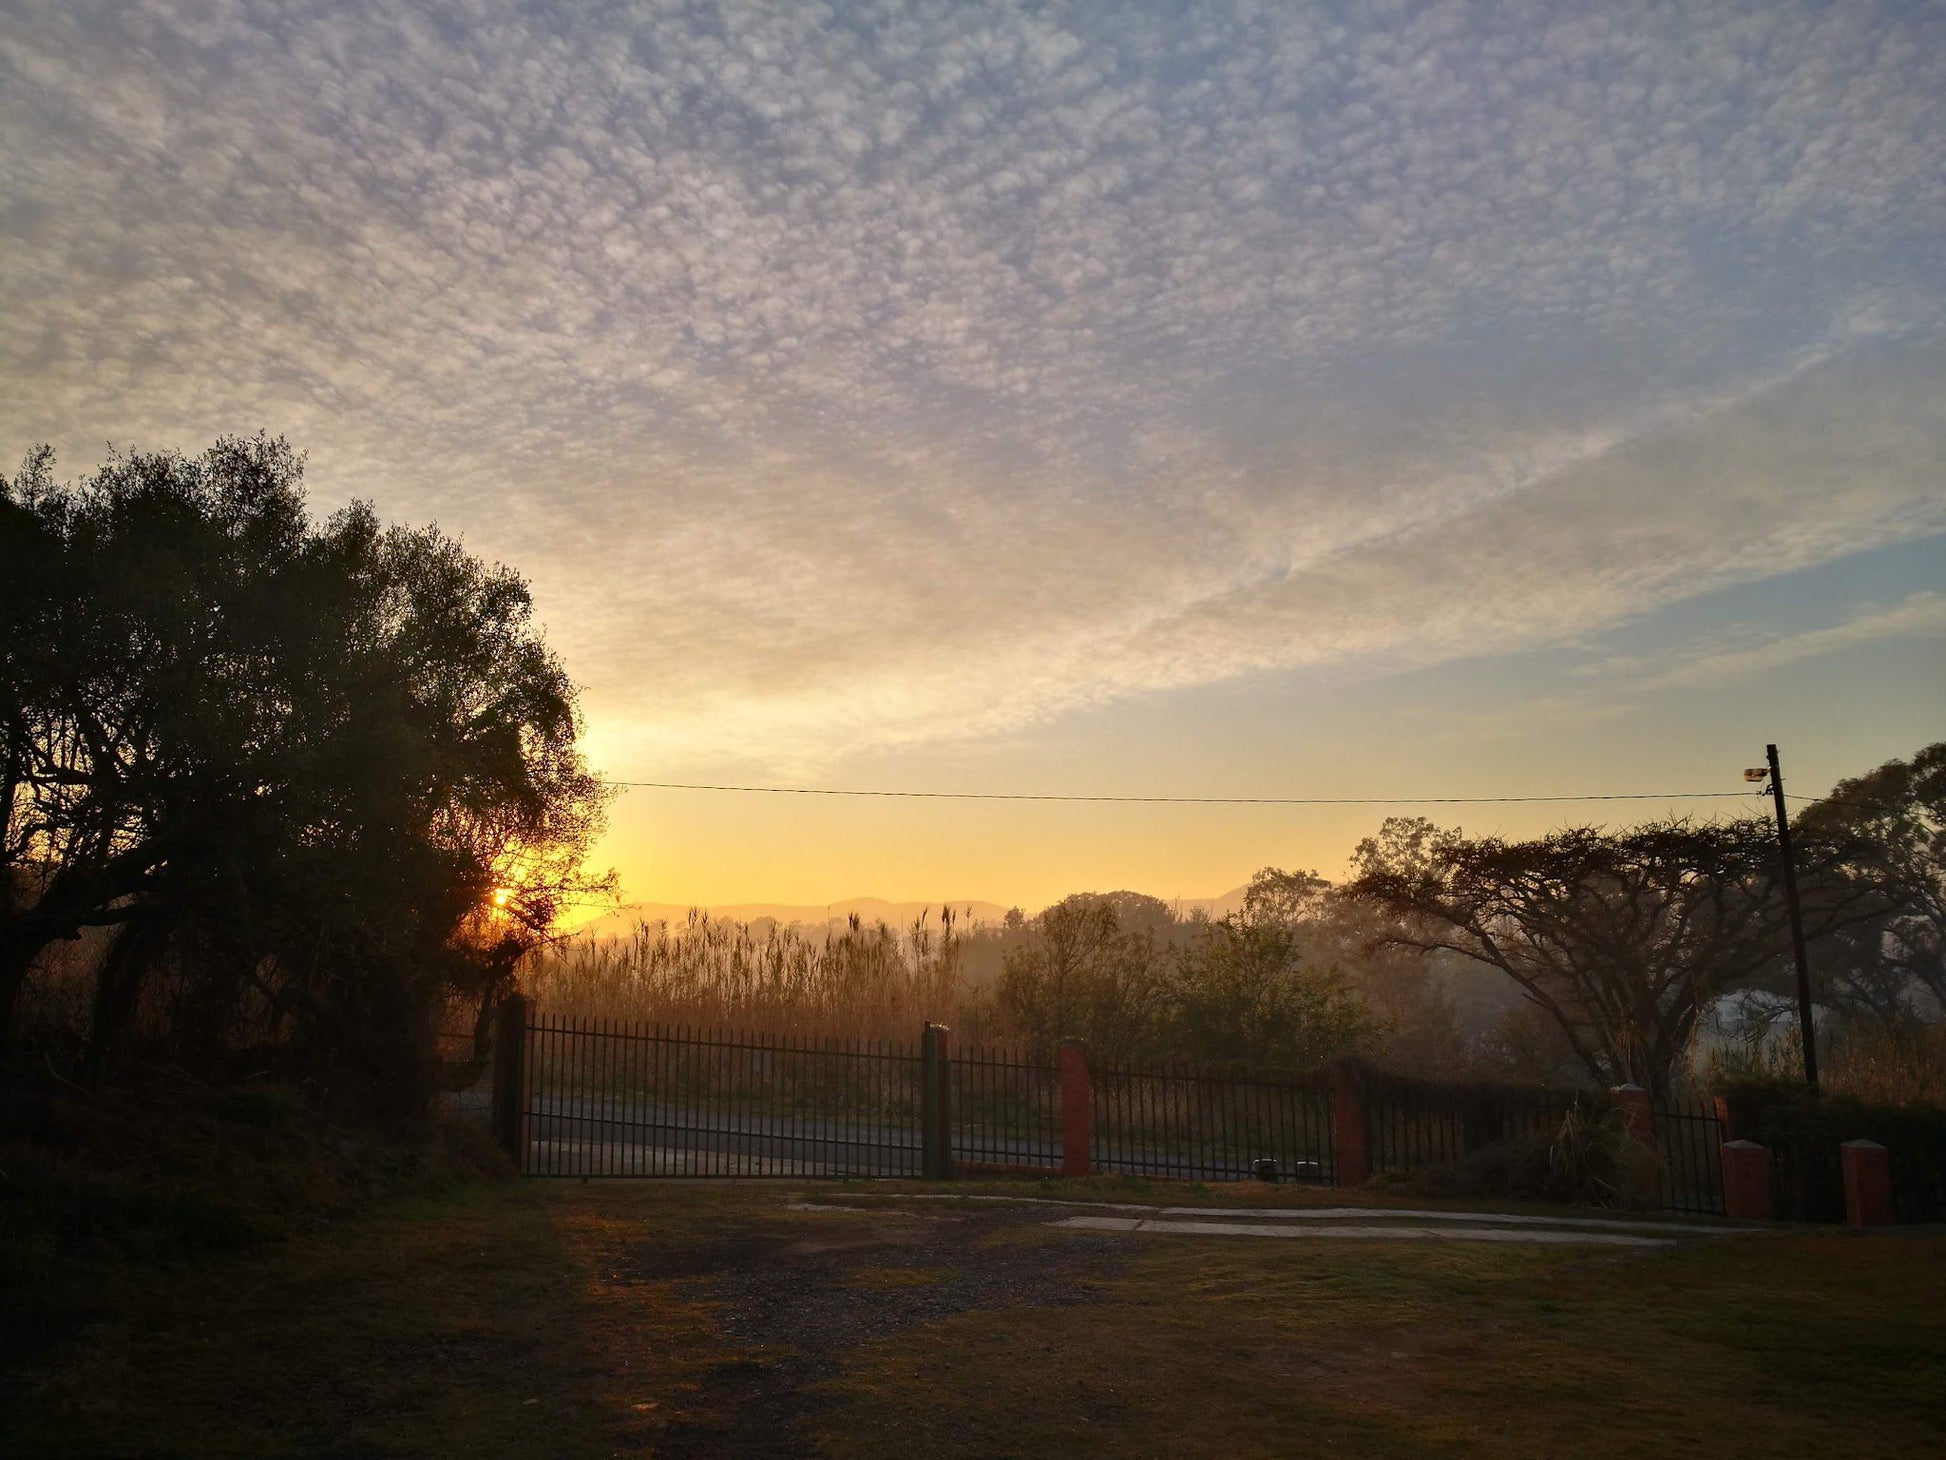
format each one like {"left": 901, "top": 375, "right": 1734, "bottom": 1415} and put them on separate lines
{"left": 5, "top": 5, "right": 1943, "bottom": 1454}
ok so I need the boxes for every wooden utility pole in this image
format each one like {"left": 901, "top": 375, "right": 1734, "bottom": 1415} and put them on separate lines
{"left": 1764, "top": 744, "right": 1819, "bottom": 1093}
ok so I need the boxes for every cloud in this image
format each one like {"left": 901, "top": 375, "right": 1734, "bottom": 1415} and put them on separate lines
{"left": 1576, "top": 593, "right": 1946, "bottom": 694}
{"left": 2, "top": 1, "right": 1943, "bottom": 775}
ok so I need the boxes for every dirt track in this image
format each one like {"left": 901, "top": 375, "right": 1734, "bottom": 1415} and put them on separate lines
{"left": 626, "top": 1198, "right": 1129, "bottom": 1457}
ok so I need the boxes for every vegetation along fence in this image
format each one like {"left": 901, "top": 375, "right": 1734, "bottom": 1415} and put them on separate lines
{"left": 487, "top": 1000, "right": 1937, "bottom": 1223}
{"left": 1357, "top": 1067, "right": 1597, "bottom": 1179}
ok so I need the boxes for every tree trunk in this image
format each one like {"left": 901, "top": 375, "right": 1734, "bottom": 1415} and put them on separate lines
{"left": 81, "top": 915, "right": 167, "bottom": 1087}
{"left": 0, "top": 921, "right": 54, "bottom": 1064}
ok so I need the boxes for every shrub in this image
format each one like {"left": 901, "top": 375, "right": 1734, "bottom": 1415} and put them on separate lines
{"left": 1370, "top": 1105, "right": 1653, "bottom": 1209}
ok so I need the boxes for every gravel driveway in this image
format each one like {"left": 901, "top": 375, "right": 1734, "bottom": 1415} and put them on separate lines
{"left": 621, "top": 1196, "right": 1130, "bottom": 1457}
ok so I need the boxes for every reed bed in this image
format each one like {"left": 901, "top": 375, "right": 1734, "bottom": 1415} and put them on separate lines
{"left": 519, "top": 911, "right": 1003, "bottom": 1044}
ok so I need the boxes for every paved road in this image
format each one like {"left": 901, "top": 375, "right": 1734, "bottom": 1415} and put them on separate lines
{"left": 521, "top": 1090, "right": 1330, "bottom": 1181}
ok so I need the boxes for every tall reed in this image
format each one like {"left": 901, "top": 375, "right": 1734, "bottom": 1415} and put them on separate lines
{"left": 519, "top": 910, "right": 1001, "bottom": 1043}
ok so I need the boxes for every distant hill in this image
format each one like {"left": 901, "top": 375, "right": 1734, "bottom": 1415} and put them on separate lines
{"left": 570, "top": 887, "right": 1252, "bottom": 940}
{"left": 1183, "top": 885, "right": 1251, "bottom": 921}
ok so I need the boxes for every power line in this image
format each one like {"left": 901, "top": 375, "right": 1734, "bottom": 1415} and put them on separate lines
{"left": 597, "top": 778, "right": 1766, "bottom": 807}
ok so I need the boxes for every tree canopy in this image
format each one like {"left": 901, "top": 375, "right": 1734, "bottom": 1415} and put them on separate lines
{"left": 993, "top": 889, "right": 1373, "bottom": 1070}
{"left": 1794, "top": 741, "right": 1945, "bottom": 1018}
{"left": 1, "top": 437, "right": 610, "bottom": 1102}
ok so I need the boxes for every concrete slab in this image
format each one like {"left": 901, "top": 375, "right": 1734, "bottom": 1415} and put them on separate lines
{"left": 841, "top": 1191, "right": 1750, "bottom": 1235}
{"left": 1051, "top": 1215, "right": 1675, "bottom": 1246}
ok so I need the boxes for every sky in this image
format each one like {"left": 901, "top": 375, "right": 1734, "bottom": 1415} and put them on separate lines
{"left": 4, "top": 0, "right": 1943, "bottom": 913}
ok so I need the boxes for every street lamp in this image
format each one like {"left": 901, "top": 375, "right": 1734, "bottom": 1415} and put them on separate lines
{"left": 1747, "top": 746, "right": 1818, "bottom": 1093}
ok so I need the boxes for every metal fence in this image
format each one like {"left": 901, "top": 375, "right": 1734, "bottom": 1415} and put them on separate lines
{"left": 1363, "top": 1070, "right": 1597, "bottom": 1177}
{"left": 1093, "top": 1064, "right": 1334, "bottom": 1182}
{"left": 949, "top": 1044, "right": 1063, "bottom": 1173}
{"left": 1877, "top": 1125, "right": 1946, "bottom": 1225}
{"left": 501, "top": 1008, "right": 1939, "bottom": 1224}
{"left": 1652, "top": 1094, "right": 1726, "bottom": 1216}
{"left": 520, "top": 1015, "right": 925, "bottom": 1177}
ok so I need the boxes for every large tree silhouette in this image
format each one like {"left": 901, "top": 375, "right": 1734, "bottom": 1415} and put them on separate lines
{"left": 1792, "top": 742, "right": 1945, "bottom": 1018}
{"left": 1, "top": 437, "right": 609, "bottom": 1096}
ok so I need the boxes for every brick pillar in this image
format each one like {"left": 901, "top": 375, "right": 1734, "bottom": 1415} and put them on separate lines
{"left": 1713, "top": 1092, "right": 1754, "bottom": 1143}
{"left": 1842, "top": 1140, "right": 1894, "bottom": 1228}
{"left": 1059, "top": 1038, "right": 1092, "bottom": 1178}
{"left": 1720, "top": 1139, "right": 1773, "bottom": 1221}
{"left": 1332, "top": 1058, "right": 1370, "bottom": 1187}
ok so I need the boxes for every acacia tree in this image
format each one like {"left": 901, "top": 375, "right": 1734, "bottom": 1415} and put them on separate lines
{"left": 0, "top": 438, "right": 610, "bottom": 1095}
{"left": 1343, "top": 816, "right": 1887, "bottom": 1095}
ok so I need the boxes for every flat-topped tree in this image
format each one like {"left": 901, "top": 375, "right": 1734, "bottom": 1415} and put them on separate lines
{"left": 1343, "top": 815, "right": 1892, "bottom": 1096}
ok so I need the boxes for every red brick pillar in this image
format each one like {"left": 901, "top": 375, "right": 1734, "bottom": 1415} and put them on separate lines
{"left": 1842, "top": 1140, "right": 1894, "bottom": 1228}
{"left": 1720, "top": 1139, "right": 1773, "bottom": 1221}
{"left": 1332, "top": 1058, "right": 1370, "bottom": 1188}
{"left": 1059, "top": 1038, "right": 1091, "bottom": 1178}
{"left": 1713, "top": 1092, "right": 1754, "bottom": 1142}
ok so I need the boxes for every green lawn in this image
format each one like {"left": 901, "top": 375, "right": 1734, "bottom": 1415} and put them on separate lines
{"left": 5, "top": 1178, "right": 1941, "bottom": 1458}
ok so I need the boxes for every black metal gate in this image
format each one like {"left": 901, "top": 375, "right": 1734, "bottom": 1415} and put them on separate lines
{"left": 1653, "top": 1094, "right": 1726, "bottom": 1216}
{"left": 512, "top": 1008, "right": 929, "bottom": 1177}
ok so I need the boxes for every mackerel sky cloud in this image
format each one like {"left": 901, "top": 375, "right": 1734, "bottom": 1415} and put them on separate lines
{"left": 4, "top": 1, "right": 1944, "bottom": 900}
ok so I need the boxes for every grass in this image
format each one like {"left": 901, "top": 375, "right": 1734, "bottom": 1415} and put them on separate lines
{"left": 5, "top": 1176, "right": 1941, "bottom": 1458}
{"left": 3, "top": 1183, "right": 746, "bottom": 1459}
{"left": 815, "top": 1225, "right": 1946, "bottom": 1458}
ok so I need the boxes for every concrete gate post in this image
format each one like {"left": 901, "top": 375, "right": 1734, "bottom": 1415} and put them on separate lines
{"left": 491, "top": 993, "right": 531, "bottom": 1168}
{"left": 1842, "top": 1140, "right": 1894, "bottom": 1228}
